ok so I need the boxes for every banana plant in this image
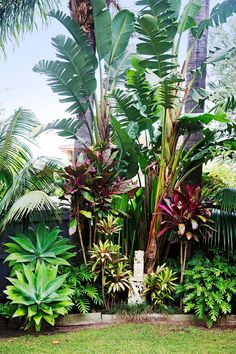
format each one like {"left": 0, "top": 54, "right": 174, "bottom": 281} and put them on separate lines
{"left": 33, "top": 4, "right": 135, "bottom": 148}
{"left": 111, "top": 0, "right": 236, "bottom": 271}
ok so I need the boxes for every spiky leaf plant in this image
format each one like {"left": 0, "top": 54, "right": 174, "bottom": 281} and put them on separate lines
{"left": 4, "top": 262, "right": 73, "bottom": 331}
{"left": 5, "top": 222, "right": 74, "bottom": 271}
{"left": 142, "top": 264, "right": 177, "bottom": 307}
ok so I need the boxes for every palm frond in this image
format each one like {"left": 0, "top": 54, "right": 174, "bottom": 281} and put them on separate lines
{"left": 0, "top": 191, "right": 59, "bottom": 231}
{"left": 0, "top": 157, "right": 59, "bottom": 213}
{"left": 221, "top": 188, "right": 236, "bottom": 213}
{"left": 0, "top": 108, "right": 38, "bottom": 184}
{"left": 204, "top": 189, "right": 236, "bottom": 253}
{"left": 0, "top": 0, "right": 61, "bottom": 53}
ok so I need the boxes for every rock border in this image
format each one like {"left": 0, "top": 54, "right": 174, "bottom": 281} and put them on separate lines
{"left": 0, "top": 313, "right": 236, "bottom": 330}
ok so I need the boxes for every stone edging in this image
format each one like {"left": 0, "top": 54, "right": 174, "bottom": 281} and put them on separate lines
{"left": 56, "top": 313, "right": 236, "bottom": 327}
{"left": 1, "top": 313, "right": 236, "bottom": 330}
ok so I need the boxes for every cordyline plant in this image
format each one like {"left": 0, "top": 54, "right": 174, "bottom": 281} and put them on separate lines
{"left": 158, "top": 185, "right": 212, "bottom": 283}
{"left": 89, "top": 240, "right": 131, "bottom": 308}
{"left": 63, "top": 143, "right": 135, "bottom": 264}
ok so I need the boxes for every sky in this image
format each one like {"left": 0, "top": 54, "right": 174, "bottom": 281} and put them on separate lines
{"left": 0, "top": 0, "right": 224, "bottom": 163}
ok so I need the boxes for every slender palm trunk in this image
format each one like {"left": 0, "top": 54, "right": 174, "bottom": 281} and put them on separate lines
{"left": 185, "top": 0, "right": 210, "bottom": 186}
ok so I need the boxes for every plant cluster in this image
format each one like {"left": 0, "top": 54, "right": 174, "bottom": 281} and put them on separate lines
{"left": 158, "top": 185, "right": 212, "bottom": 282}
{"left": 142, "top": 264, "right": 177, "bottom": 308}
{"left": 0, "top": 302, "right": 17, "bottom": 320}
{"left": 4, "top": 223, "right": 75, "bottom": 331}
{"left": 89, "top": 240, "right": 131, "bottom": 308}
{"left": 60, "top": 264, "right": 102, "bottom": 314}
{"left": 159, "top": 185, "right": 212, "bottom": 241}
{"left": 176, "top": 254, "right": 236, "bottom": 327}
{"left": 63, "top": 143, "right": 135, "bottom": 264}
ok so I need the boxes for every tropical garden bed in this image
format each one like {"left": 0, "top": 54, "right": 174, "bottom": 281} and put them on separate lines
{"left": 0, "top": 0, "right": 236, "bottom": 343}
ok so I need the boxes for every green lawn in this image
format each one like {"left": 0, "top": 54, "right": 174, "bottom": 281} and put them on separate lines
{"left": 0, "top": 323, "right": 235, "bottom": 354}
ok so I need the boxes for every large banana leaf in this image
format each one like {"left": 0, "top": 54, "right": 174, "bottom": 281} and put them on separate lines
{"left": 106, "top": 10, "right": 135, "bottom": 66}
{"left": 49, "top": 10, "right": 97, "bottom": 70}
{"left": 34, "top": 118, "right": 83, "bottom": 140}
{"left": 91, "top": 0, "right": 112, "bottom": 60}
{"left": 178, "top": 0, "right": 201, "bottom": 33}
{"left": 110, "top": 115, "right": 139, "bottom": 179}
{"left": 136, "top": 14, "right": 177, "bottom": 78}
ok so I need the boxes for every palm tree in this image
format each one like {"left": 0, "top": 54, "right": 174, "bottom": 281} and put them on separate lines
{"left": 0, "top": 0, "right": 61, "bottom": 54}
{"left": 185, "top": 0, "right": 210, "bottom": 185}
{"left": 0, "top": 108, "right": 59, "bottom": 230}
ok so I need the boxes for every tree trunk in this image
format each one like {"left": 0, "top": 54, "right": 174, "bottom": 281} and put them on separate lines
{"left": 185, "top": 0, "right": 210, "bottom": 186}
{"left": 69, "top": 0, "right": 95, "bottom": 154}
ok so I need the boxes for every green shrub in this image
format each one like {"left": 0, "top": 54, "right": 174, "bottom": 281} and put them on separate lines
{"left": 176, "top": 255, "right": 236, "bottom": 327}
{"left": 142, "top": 264, "right": 177, "bottom": 308}
{"left": 4, "top": 221, "right": 74, "bottom": 271}
{"left": 0, "top": 302, "right": 17, "bottom": 319}
{"left": 108, "top": 301, "right": 153, "bottom": 315}
{"left": 4, "top": 262, "right": 73, "bottom": 331}
{"left": 60, "top": 264, "right": 102, "bottom": 314}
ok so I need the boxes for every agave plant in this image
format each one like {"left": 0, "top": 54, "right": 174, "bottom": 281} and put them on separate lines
{"left": 142, "top": 264, "right": 177, "bottom": 307}
{"left": 158, "top": 185, "right": 212, "bottom": 283}
{"left": 4, "top": 262, "right": 73, "bottom": 331}
{"left": 5, "top": 222, "right": 74, "bottom": 271}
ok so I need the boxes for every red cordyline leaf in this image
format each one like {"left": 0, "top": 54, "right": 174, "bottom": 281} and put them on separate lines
{"left": 158, "top": 184, "right": 211, "bottom": 240}
{"left": 158, "top": 226, "right": 172, "bottom": 237}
